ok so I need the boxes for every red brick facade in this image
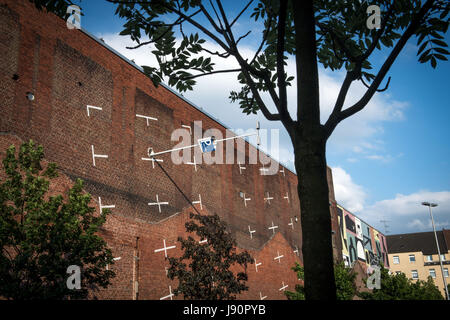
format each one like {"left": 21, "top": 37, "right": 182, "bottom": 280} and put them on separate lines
{"left": 0, "top": 0, "right": 341, "bottom": 299}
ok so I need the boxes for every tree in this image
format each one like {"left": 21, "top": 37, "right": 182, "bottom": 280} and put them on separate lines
{"left": 0, "top": 140, "right": 115, "bottom": 299}
{"left": 29, "top": 0, "right": 450, "bottom": 299}
{"left": 358, "top": 266, "right": 444, "bottom": 300}
{"left": 166, "top": 212, "right": 253, "bottom": 300}
{"left": 285, "top": 261, "right": 357, "bottom": 300}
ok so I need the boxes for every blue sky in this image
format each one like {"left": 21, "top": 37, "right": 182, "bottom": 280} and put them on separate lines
{"left": 71, "top": 1, "right": 449, "bottom": 235}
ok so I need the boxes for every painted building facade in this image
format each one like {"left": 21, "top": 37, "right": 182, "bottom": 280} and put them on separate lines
{"left": 337, "top": 205, "right": 389, "bottom": 270}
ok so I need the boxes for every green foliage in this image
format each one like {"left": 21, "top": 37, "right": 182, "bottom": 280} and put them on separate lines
{"left": 358, "top": 265, "right": 444, "bottom": 300}
{"left": 285, "top": 262, "right": 357, "bottom": 300}
{"left": 334, "top": 262, "right": 358, "bottom": 300}
{"left": 28, "top": 0, "right": 80, "bottom": 19}
{"left": 166, "top": 212, "right": 253, "bottom": 300}
{"left": 106, "top": 0, "right": 449, "bottom": 115}
{"left": 0, "top": 140, "right": 115, "bottom": 300}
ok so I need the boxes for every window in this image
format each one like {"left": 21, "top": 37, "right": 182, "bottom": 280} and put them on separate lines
{"left": 426, "top": 255, "right": 433, "bottom": 262}
{"left": 429, "top": 269, "right": 436, "bottom": 278}
{"left": 441, "top": 254, "right": 446, "bottom": 261}
{"left": 393, "top": 256, "right": 400, "bottom": 264}
{"left": 409, "top": 254, "right": 416, "bottom": 263}
{"left": 444, "top": 268, "right": 449, "bottom": 278}
{"left": 411, "top": 270, "right": 418, "bottom": 279}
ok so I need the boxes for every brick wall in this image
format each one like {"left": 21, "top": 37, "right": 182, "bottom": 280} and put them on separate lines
{"left": 0, "top": 0, "right": 340, "bottom": 299}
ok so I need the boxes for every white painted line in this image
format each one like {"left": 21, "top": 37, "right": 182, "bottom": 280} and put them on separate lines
{"left": 268, "top": 221, "right": 278, "bottom": 234}
{"left": 99, "top": 197, "right": 115, "bottom": 213}
{"left": 255, "top": 259, "right": 262, "bottom": 272}
{"left": 192, "top": 194, "right": 203, "bottom": 210}
{"left": 264, "top": 192, "right": 273, "bottom": 204}
{"left": 284, "top": 192, "right": 289, "bottom": 203}
{"left": 91, "top": 145, "right": 108, "bottom": 167}
{"left": 274, "top": 251, "right": 284, "bottom": 263}
{"left": 181, "top": 124, "right": 192, "bottom": 134}
{"left": 280, "top": 167, "right": 285, "bottom": 177}
{"left": 279, "top": 282, "right": 288, "bottom": 291}
{"left": 136, "top": 114, "right": 158, "bottom": 126}
{"left": 243, "top": 193, "right": 251, "bottom": 207}
{"left": 148, "top": 194, "right": 169, "bottom": 213}
{"left": 288, "top": 218, "right": 294, "bottom": 230}
{"left": 142, "top": 157, "right": 163, "bottom": 169}
{"left": 238, "top": 161, "right": 246, "bottom": 175}
{"left": 260, "top": 292, "right": 267, "bottom": 300}
{"left": 154, "top": 239, "right": 176, "bottom": 258}
{"left": 248, "top": 225, "right": 256, "bottom": 239}
{"left": 86, "top": 105, "right": 102, "bottom": 117}
{"left": 187, "top": 156, "right": 197, "bottom": 171}
{"left": 160, "top": 285, "right": 174, "bottom": 300}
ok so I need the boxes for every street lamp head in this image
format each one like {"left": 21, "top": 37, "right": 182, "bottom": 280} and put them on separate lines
{"left": 422, "top": 202, "right": 438, "bottom": 207}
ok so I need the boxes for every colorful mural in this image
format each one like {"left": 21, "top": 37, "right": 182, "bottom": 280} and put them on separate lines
{"left": 337, "top": 205, "right": 389, "bottom": 269}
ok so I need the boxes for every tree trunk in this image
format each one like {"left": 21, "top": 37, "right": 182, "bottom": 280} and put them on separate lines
{"left": 293, "top": 126, "right": 336, "bottom": 300}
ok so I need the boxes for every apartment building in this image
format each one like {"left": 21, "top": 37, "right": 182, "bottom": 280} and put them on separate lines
{"left": 387, "top": 230, "right": 450, "bottom": 297}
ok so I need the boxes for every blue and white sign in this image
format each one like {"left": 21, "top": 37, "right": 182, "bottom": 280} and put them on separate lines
{"left": 198, "top": 137, "right": 216, "bottom": 153}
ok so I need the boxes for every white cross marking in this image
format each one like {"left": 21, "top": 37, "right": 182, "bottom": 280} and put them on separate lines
{"left": 98, "top": 197, "right": 115, "bottom": 213}
{"left": 288, "top": 218, "right": 294, "bottom": 230}
{"left": 91, "top": 145, "right": 108, "bottom": 167}
{"left": 248, "top": 225, "right": 256, "bottom": 239}
{"left": 259, "top": 164, "right": 269, "bottom": 175}
{"left": 199, "top": 239, "right": 208, "bottom": 244}
{"left": 148, "top": 194, "right": 169, "bottom": 213}
{"left": 187, "top": 156, "right": 197, "bottom": 171}
{"left": 254, "top": 259, "right": 262, "bottom": 272}
{"left": 280, "top": 167, "right": 285, "bottom": 177}
{"left": 243, "top": 193, "right": 251, "bottom": 207}
{"left": 160, "top": 285, "right": 174, "bottom": 300}
{"left": 264, "top": 192, "right": 274, "bottom": 204}
{"left": 192, "top": 194, "right": 203, "bottom": 210}
{"left": 259, "top": 292, "right": 267, "bottom": 300}
{"left": 181, "top": 124, "right": 192, "bottom": 134}
{"left": 268, "top": 221, "right": 278, "bottom": 234}
{"left": 238, "top": 161, "right": 246, "bottom": 175}
{"left": 293, "top": 246, "right": 299, "bottom": 256}
{"left": 284, "top": 192, "right": 289, "bottom": 203}
{"left": 86, "top": 105, "right": 102, "bottom": 117}
{"left": 279, "top": 282, "right": 288, "bottom": 291}
{"left": 142, "top": 156, "right": 163, "bottom": 168}
{"left": 154, "top": 239, "right": 176, "bottom": 258}
{"left": 136, "top": 114, "right": 158, "bottom": 126}
{"left": 274, "top": 251, "right": 284, "bottom": 263}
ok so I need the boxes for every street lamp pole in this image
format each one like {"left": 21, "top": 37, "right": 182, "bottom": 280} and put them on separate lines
{"left": 422, "top": 202, "right": 449, "bottom": 300}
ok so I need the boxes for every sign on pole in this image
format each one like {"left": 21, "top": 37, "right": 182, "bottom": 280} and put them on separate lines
{"left": 198, "top": 137, "right": 216, "bottom": 153}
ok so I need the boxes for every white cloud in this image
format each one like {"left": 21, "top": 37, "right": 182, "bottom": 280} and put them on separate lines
{"left": 331, "top": 166, "right": 367, "bottom": 212}
{"left": 359, "top": 190, "right": 450, "bottom": 233}
{"left": 97, "top": 33, "right": 409, "bottom": 156}
{"left": 407, "top": 218, "right": 450, "bottom": 231}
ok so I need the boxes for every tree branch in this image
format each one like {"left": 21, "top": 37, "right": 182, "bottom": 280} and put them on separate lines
{"left": 230, "top": 0, "right": 254, "bottom": 28}
{"left": 324, "top": 0, "right": 435, "bottom": 138}
{"left": 178, "top": 68, "right": 242, "bottom": 80}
